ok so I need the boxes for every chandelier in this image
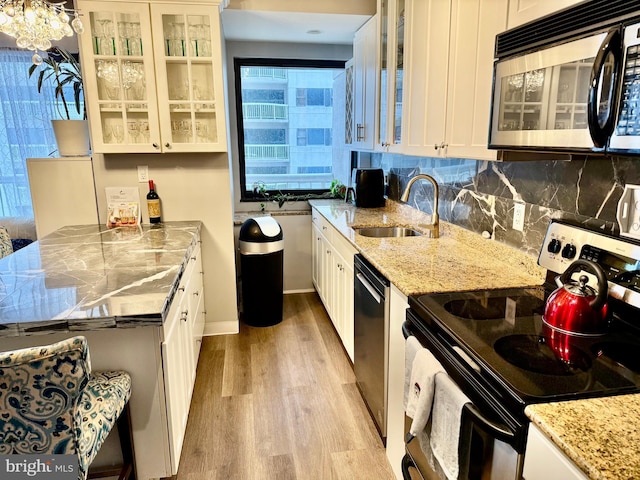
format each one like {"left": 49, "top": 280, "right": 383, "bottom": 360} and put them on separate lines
{"left": 0, "top": 0, "right": 84, "bottom": 64}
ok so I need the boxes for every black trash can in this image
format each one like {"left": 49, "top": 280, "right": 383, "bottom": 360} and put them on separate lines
{"left": 239, "top": 217, "right": 284, "bottom": 326}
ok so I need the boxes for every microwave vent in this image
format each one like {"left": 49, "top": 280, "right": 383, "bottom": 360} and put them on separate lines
{"left": 496, "top": 0, "right": 640, "bottom": 58}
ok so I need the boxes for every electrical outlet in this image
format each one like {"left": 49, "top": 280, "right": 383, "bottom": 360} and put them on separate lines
{"left": 137, "top": 165, "right": 149, "bottom": 183}
{"left": 513, "top": 202, "right": 525, "bottom": 232}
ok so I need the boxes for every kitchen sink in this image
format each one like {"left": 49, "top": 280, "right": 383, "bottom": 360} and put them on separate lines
{"left": 354, "top": 226, "right": 423, "bottom": 238}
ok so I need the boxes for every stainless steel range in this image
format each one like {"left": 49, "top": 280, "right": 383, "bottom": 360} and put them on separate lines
{"left": 402, "top": 220, "right": 640, "bottom": 480}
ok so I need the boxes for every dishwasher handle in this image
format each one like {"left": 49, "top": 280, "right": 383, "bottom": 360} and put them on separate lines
{"left": 356, "top": 272, "right": 382, "bottom": 304}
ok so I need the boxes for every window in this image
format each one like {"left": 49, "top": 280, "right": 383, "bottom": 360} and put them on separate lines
{"left": 296, "top": 88, "right": 332, "bottom": 107}
{"left": 234, "top": 58, "right": 345, "bottom": 200}
{"left": 296, "top": 128, "right": 332, "bottom": 146}
{"left": 0, "top": 49, "right": 61, "bottom": 218}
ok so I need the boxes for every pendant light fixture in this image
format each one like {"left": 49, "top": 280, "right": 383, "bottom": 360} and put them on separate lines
{"left": 0, "top": 0, "right": 84, "bottom": 64}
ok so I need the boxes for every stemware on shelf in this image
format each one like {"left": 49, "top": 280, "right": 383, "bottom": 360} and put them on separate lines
{"left": 97, "top": 18, "right": 115, "bottom": 55}
{"left": 112, "top": 124, "right": 124, "bottom": 143}
{"left": 96, "top": 60, "right": 121, "bottom": 100}
{"left": 127, "top": 119, "right": 140, "bottom": 143}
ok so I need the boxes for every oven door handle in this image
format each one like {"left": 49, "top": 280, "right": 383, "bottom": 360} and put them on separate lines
{"left": 403, "top": 321, "right": 517, "bottom": 445}
{"left": 464, "top": 403, "right": 516, "bottom": 444}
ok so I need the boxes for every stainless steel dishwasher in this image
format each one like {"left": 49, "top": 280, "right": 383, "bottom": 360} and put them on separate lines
{"left": 354, "top": 254, "right": 390, "bottom": 442}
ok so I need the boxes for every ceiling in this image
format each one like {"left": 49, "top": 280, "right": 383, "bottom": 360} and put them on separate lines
{"left": 220, "top": 9, "right": 371, "bottom": 45}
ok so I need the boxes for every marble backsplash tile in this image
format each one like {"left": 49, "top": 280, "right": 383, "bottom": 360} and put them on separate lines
{"left": 373, "top": 153, "right": 640, "bottom": 256}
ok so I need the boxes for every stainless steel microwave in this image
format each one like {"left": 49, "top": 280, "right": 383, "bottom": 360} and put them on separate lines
{"left": 488, "top": 1, "right": 640, "bottom": 156}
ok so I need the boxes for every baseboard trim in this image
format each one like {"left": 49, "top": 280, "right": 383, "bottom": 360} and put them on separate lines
{"left": 204, "top": 320, "right": 239, "bottom": 336}
{"left": 284, "top": 288, "right": 316, "bottom": 294}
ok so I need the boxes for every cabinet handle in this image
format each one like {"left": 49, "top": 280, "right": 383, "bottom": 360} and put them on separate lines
{"left": 326, "top": 250, "right": 331, "bottom": 254}
{"left": 181, "top": 310, "right": 188, "bottom": 321}
{"left": 322, "top": 226, "right": 327, "bottom": 230}
{"left": 153, "top": 143, "right": 160, "bottom": 149}
{"left": 193, "top": 291, "right": 199, "bottom": 296}
{"left": 191, "top": 256, "right": 197, "bottom": 261}
{"left": 165, "top": 142, "right": 172, "bottom": 149}
{"left": 356, "top": 123, "right": 365, "bottom": 141}
{"left": 178, "top": 287, "right": 185, "bottom": 292}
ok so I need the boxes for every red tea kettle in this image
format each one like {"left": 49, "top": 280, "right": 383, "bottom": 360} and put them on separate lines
{"left": 543, "top": 259, "right": 609, "bottom": 335}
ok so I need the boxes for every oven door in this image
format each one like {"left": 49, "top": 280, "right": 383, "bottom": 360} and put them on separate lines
{"left": 402, "top": 312, "right": 525, "bottom": 480}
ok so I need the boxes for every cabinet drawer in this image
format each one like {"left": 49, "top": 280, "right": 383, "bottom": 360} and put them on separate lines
{"left": 311, "top": 209, "right": 333, "bottom": 244}
{"left": 332, "top": 229, "right": 357, "bottom": 265}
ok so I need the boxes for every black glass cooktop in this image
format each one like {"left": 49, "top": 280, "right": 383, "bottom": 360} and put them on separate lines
{"left": 409, "top": 287, "right": 640, "bottom": 404}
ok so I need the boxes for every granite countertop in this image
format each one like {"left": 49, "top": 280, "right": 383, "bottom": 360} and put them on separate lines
{"left": 526, "top": 395, "right": 640, "bottom": 479}
{"left": 308, "top": 199, "right": 546, "bottom": 296}
{"left": 0, "top": 221, "right": 201, "bottom": 337}
{"left": 310, "top": 199, "right": 640, "bottom": 477}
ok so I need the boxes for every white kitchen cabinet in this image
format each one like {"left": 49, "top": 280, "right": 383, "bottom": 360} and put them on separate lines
{"left": 311, "top": 208, "right": 356, "bottom": 361}
{"left": 161, "top": 241, "right": 204, "bottom": 474}
{"left": 507, "top": 0, "right": 586, "bottom": 29}
{"left": 352, "top": 15, "right": 378, "bottom": 151}
{"left": 376, "top": 0, "right": 404, "bottom": 153}
{"left": 523, "top": 423, "right": 588, "bottom": 480}
{"left": 77, "top": 0, "right": 227, "bottom": 154}
{"left": 331, "top": 231, "right": 357, "bottom": 361}
{"left": 401, "top": 0, "right": 507, "bottom": 160}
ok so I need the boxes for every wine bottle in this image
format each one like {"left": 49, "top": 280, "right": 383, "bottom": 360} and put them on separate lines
{"left": 147, "top": 179, "right": 162, "bottom": 224}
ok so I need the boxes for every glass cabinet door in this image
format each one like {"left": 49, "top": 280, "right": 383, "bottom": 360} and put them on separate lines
{"left": 490, "top": 32, "right": 606, "bottom": 150}
{"left": 393, "top": 0, "right": 404, "bottom": 145}
{"left": 78, "top": 1, "right": 160, "bottom": 153}
{"left": 377, "top": 0, "right": 404, "bottom": 150}
{"left": 151, "top": 5, "right": 226, "bottom": 152}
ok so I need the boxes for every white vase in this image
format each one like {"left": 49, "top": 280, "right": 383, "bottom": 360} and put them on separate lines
{"left": 51, "top": 119, "right": 91, "bottom": 157}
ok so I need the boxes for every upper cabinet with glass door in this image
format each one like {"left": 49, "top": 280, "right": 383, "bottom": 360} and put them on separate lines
{"left": 376, "top": 0, "right": 404, "bottom": 153}
{"left": 77, "top": 0, "right": 227, "bottom": 153}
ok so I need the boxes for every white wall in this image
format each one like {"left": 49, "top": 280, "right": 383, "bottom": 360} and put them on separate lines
{"left": 91, "top": 152, "right": 239, "bottom": 335}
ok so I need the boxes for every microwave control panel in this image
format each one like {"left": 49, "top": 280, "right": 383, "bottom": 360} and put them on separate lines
{"left": 616, "top": 44, "right": 640, "bottom": 137}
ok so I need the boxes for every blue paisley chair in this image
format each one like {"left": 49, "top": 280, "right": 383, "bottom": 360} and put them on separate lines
{"left": 0, "top": 336, "right": 136, "bottom": 480}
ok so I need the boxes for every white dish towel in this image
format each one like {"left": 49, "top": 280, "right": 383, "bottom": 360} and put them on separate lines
{"left": 430, "top": 372, "right": 472, "bottom": 480}
{"left": 404, "top": 343, "right": 445, "bottom": 438}
{"left": 404, "top": 335, "right": 423, "bottom": 409}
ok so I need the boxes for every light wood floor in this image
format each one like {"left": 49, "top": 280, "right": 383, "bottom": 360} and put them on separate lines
{"left": 166, "top": 292, "right": 396, "bottom": 480}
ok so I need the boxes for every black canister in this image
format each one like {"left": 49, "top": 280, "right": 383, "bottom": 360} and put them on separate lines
{"left": 354, "top": 168, "right": 385, "bottom": 208}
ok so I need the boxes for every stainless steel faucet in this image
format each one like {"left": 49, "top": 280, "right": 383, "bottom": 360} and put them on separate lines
{"left": 400, "top": 174, "right": 440, "bottom": 238}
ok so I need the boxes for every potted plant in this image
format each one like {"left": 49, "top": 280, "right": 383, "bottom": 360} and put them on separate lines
{"left": 28, "top": 47, "right": 90, "bottom": 156}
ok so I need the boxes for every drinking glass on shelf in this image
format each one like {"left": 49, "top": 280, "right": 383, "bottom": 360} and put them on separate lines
{"left": 97, "top": 60, "right": 120, "bottom": 100}
{"left": 199, "top": 23, "right": 211, "bottom": 57}
{"left": 139, "top": 120, "right": 150, "bottom": 143}
{"left": 117, "top": 21, "right": 130, "bottom": 55}
{"left": 129, "top": 22, "right": 142, "bottom": 56}
{"left": 126, "top": 63, "right": 145, "bottom": 100}
{"left": 97, "top": 19, "right": 115, "bottom": 55}
{"left": 167, "top": 22, "right": 185, "bottom": 56}
{"left": 170, "top": 119, "right": 181, "bottom": 141}
{"left": 195, "top": 121, "right": 209, "bottom": 142}
{"left": 92, "top": 18, "right": 103, "bottom": 54}
{"left": 127, "top": 120, "right": 140, "bottom": 143}
{"left": 112, "top": 124, "right": 124, "bottom": 143}
{"left": 170, "top": 80, "right": 189, "bottom": 101}
{"left": 180, "top": 119, "right": 193, "bottom": 142}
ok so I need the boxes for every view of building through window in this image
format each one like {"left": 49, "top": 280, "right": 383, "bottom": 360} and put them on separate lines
{"left": 235, "top": 59, "right": 345, "bottom": 199}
